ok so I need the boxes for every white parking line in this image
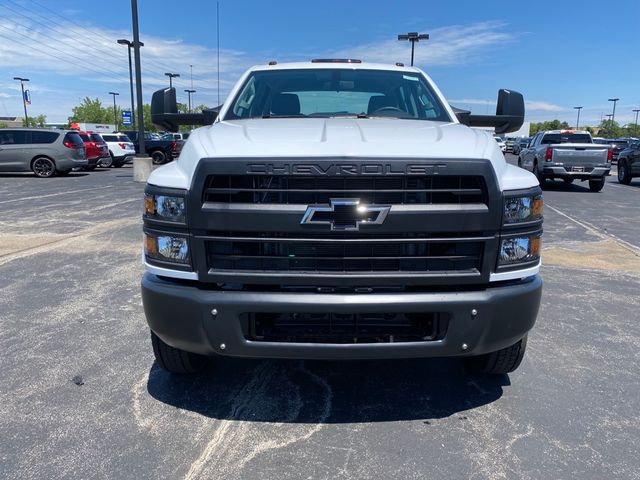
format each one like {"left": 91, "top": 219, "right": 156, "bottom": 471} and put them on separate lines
{"left": 0, "top": 185, "right": 114, "bottom": 205}
{"left": 545, "top": 203, "right": 640, "bottom": 254}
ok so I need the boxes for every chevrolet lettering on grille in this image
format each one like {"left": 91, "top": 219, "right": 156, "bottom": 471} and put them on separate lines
{"left": 300, "top": 198, "right": 390, "bottom": 231}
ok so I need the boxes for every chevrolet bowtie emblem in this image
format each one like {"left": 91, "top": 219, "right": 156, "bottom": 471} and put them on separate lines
{"left": 301, "top": 198, "right": 390, "bottom": 231}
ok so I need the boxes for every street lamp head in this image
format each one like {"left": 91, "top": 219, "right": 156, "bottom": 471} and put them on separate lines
{"left": 117, "top": 39, "right": 131, "bottom": 46}
{"left": 608, "top": 98, "right": 619, "bottom": 102}
{"left": 13, "top": 77, "right": 29, "bottom": 82}
{"left": 109, "top": 92, "right": 120, "bottom": 96}
{"left": 398, "top": 32, "right": 429, "bottom": 41}
{"left": 574, "top": 106, "right": 583, "bottom": 109}
{"left": 165, "top": 72, "right": 180, "bottom": 78}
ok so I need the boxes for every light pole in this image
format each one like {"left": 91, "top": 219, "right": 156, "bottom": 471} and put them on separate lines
{"left": 184, "top": 89, "right": 196, "bottom": 113}
{"left": 165, "top": 72, "right": 180, "bottom": 88}
{"left": 608, "top": 98, "right": 619, "bottom": 125}
{"left": 397, "top": 32, "right": 429, "bottom": 66}
{"left": 117, "top": 38, "right": 144, "bottom": 128}
{"left": 13, "top": 77, "right": 29, "bottom": 126}
{"left": 632, "top": 109, "right": 640, "bottom": 132}
{"left": 108, "top": 92, "right": 119, "bottom": 130}
{"left": 573, "top": 106, "right": 583, "bottom": 130}
{"left": 131, "top": 0, "right": 145, "bottom": 156}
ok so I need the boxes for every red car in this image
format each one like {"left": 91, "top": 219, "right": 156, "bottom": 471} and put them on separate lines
{"left": 77, "top": 131, "right": 110, "bottom": 170}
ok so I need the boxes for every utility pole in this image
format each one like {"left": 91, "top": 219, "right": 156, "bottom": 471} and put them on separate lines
{"left": 117, "top": 38, "right": 144, "bottom": 128}
{"left": 184, "top": 89, "right": 196, "bottom": 113}
{"left": 573, "top": 106, "right": 583, "bottom": 129}
{"left": 109, "top": 92, "right": 119, "bottom": 130}
{"left": 632, "top": 109, "right": 640, "bottom": 132}
{"left": 165, "top": 72, "right": 180, "bottom": 88}
{"left": 608, "top": 97, "right": 619, "bottom": 125}
{"left": 397, "top": 32, "right": 429, "bottom": 66}
{"left": 13, "top": 77, "right": 29, "bottom": 126}
{"left": 131, "top": 0, "right": 145, "bottom": 156}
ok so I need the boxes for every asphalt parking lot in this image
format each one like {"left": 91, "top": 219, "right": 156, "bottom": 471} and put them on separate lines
{"left": 1, "top": 157, "right": 639, "bottom": 479}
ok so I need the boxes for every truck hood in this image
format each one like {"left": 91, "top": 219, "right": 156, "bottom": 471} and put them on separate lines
{"left": 149, "top": 118, "right": 538, "bottom": 192}
{"left": 190, "top": 118, "right": 490, "bottom": 159}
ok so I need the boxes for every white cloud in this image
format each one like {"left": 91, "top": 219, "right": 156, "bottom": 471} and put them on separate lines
{"left": 331, "top": 21, "right": 513, "bottom": 66}
{"left": 525, "top": 101, "right": 565, "bottom": 112}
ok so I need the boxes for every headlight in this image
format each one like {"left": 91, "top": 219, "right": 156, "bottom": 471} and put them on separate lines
{"left": 503, "top": 192, "right": 543, "bottom": 225}
{"left": 498, "top": 234, "right": 541, "bottom": 266}
{"left": 145, "top": 233, "right": 190, "bottom": 265}
{"left": 144, "top": 194, "right": 186, "bottom": 223}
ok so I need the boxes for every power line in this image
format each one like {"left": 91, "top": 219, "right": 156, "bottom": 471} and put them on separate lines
{"left": 3, "top": 0, "right": 202, "bottom": 85}
{"left": 0, "top": 26, "right": 126, "bottom": 84}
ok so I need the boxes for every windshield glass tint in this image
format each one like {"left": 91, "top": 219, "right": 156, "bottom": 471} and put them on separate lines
{"left": 225, "top": 68, "right": 451, "bottom": 121}
{"left": 541, "top": 133, "right": 591, "bottom": 144}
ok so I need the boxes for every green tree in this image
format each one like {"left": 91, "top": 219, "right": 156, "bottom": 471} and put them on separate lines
{"left": 598, "top": 119, "right": 622, "bottom": 138}
{"left": 22, "top": 114, "right": 47, "bottom": 127}
{"left": 0, "top": 121, "right": 8, "bottom": 128}
{"left": 530, "top": 119, "right": 570, "bottom": 136}
{"left": 69, "top": 97, "right": 123, "bottom": 130}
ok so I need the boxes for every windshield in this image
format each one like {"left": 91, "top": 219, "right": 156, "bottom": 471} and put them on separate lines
{"left": 225, "top": 68, "right": 451, "bottom": 121}
{"left": 541, "top": 133, "right": 591, "bottom": 144}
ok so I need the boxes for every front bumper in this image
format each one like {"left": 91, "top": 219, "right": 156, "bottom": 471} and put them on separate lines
{"left": 543, "top": 164, "right": 610, "bottom": 180}
{"left": 142, "top": 273, "right": 542, "bottom": 360}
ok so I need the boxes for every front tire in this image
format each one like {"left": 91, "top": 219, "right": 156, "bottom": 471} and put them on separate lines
{"left": 589, "top": 178, "right": 605, "bottom": 192}
{"left": 618, "top": 161, "right": 632, "bottom": 185}
{"left": 151, "top": 150, "right": 166, "bottom": 165}
{"left": 32, "top": 157, "right": 56, "bottom": 177}
{"left": 464, "top": 335, "right": 528, "bottom": 375}
{"left": 151, "top": 331, "right": 207, "bottom": 374}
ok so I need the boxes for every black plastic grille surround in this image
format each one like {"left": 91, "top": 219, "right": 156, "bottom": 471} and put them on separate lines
{"left": 206, "top": 236, "right": 483, "bottom": 273}
{"left": 203, "top": 175, "right": 487, "bottom": 205}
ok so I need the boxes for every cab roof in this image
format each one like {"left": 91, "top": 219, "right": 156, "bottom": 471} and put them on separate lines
{"left": 250, "top": 59, "right": 422, "bottom": 74}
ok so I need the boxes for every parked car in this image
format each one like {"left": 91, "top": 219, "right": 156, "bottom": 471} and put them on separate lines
{"left": 617, "top": 140, "right": 640, "bottom": 184}
{"left": 123, "top": 130, "right": 182, "bottom": 164}
{"left": 160, "top": 132, "right": 190, "bottom": 141}
{"left": 518, "top": 130, "right": 611, "bottom": 191}
{"left": 0, "top": 128, "right": 87, "bottom": 177}
{"left": 494, "top": 136, "right": 507, "bottom": 153}
{"left": 608, "top": 139, "right": 631, "bottom": 163}
{"left": 77, "top": 131, "right": 109, "bottom": 169}
{"left": 100, "top": 133, "right": 136, "bottom": 168}
{"left": 512, "top": 137, "right": 531, "bottom": 156}
{"left": 504, "top": 137, "right": 517, "bottom": 153}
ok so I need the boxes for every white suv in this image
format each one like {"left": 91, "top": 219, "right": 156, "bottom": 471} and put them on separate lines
{"left": 100, "top": 133, "right": 135, "bottom": 167}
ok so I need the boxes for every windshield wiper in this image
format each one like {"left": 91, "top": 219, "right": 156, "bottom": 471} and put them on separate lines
{"left": 261, "top": 114, "right": 304, "bottom": 119}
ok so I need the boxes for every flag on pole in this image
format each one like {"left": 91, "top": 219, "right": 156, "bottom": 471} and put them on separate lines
{"left": 24, "top": 90, "right": 31, "bottom": 106}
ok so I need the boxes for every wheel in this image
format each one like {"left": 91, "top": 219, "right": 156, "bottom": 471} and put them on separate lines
{"left": 100, "top": 154, "right": 114, "bottom": 168}
{"left": 464, "top": 335, "right": 528, "bottom": 375}
{"left": 31, "top": 157, "right": 56, "bottom": 177}
{"left": 56, "top": 169, "right": 72, "bottom": 176}
{"left": 151, "top": 331, "right": 207, "bottom": 374}
{"left": 517, "top": 157, "right": 522, "bottom": 168}
{"left": 589, "top": 178, "right": 605, "bottom": 192}
{"left": 618, "top": 161, "right": 632, "bottom": 185}
{"left": 563, "top": 178, "right": 574, "bottom": 185}
{"left": 534, "top": 162, "right": 545, "bottom": 186}
{"left": 151, "top": 150, "right": 166, "bottom": 165}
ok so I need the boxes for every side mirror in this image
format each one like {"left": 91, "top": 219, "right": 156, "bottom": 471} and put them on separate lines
{"left": 455, "top": 89, "right": 525, "bottom": 134}
{"left": 151, "top": 87, "right": 219, "bottom": 132}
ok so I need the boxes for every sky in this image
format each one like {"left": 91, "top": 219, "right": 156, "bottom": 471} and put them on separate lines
{"left": 0, "top": 0, "right": 638, "bottom": 127}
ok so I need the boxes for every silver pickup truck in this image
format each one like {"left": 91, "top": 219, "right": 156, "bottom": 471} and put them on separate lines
{"left": 517, "top": 130, "right": 611, "bottom": 192}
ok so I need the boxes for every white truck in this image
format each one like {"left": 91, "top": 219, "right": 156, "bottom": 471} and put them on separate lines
{"left": 141, "top": 59, "right": 543, "bottom": 376}
{"left": 517, "top": 130, "right": 612, "bottom": 191}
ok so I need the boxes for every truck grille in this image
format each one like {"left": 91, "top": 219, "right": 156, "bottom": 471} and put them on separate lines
{"left": 244, "top": 312, "right": 450, "bottom": 344}
{"left": 203, "top": 175, "right": 487, "bottom": 205}
{"left": 205, "top": 234, "right": 483, "bottom": 273}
